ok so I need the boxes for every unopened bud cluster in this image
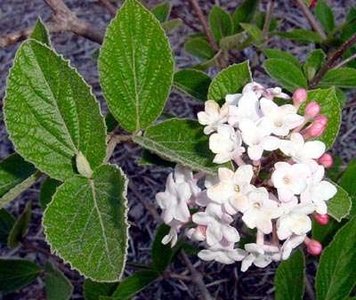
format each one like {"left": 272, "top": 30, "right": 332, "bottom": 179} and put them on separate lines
{"left": 155, "top": 82, "right": 336, "bottom": 271}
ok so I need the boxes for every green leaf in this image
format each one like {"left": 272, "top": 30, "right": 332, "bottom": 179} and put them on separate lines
{"left": 275, "top": 29, "right": 323, "bottom": 43}
{"left": 338, "top": 160, "right": 356, "bottom": 217}
{"left": 84, "top": 279, "right": 118, "bottom": 300}
{"left": 111, "top": 270, "right": 160, "bottom": 300}
{"left": 219, "top": 32, "right": 253, "bottom": 50}
{"left": 0, "top": 153, "right": 36, "bottom": 197}
{"left": 0, "top": 209, "right": 15, "bottom": 244}
{"left": 264, "top": 48, "right": 301, "bottom": 68}
{"left": 327, "top": 181, "right": 352, "bottom": 222}
{"left": 275, "top": 250, "right": 305, "bottom": 300}
{"left": 133, "top": 118, "right": 227, "bottom": 175}
{"left": 319, "top": 67, "right": 356, "bottom": 88}
{"left": 316, "top": 217, "right": 356, "bottom": 300}
{"left": 315, "top": 0, "right": 335, "bottom": 33}
{"left": 151, "top": 224, "right": 174, "bottom": 272}
{"left": 173, "top": 69, "right": 211, "bottom": 101}
{"left": 45, "top": 262, "right": 73, "bottom": 300}
{"left": 232, "top": 0, "right": 259, "bottom": 32}
{"left": 43, "top": 165, "right": 129, "bottom": 282}
{"left": 263, "top": 59, "right": 308, "bottom": 92}
{"left": 138, "top": 150, "right": 175, "bottom": 168}
{"left": 208, "top": 6, "right": 233, "bottom": 42}
{"left": 39, "top": 178, "right": 61, "bottom": 210}
{"left": 0, "top": 259, "right": 41, "bottom": 294}
{"left": 305, "top": 88, "right": 342, "bottom": 148}
{"left": 151, "top": 2, "right": 171, "bottom": 23}
{"left": 4, "top": 40, "right": 107, "bottom": 181}
{"left": 184, "top": 36, "right": 215, "bottom": 61}
{"left": 303, "top": 49, "right": 326, "bottom": 81}
{"left": 7, "top": 201, "right": 32, "bottom": 248}
{"left": 99, "top": 0, "right": 174, "bottom": 133}
{"left": 31, "top": 18, "right": 50, "bottom": 45}
{"left": 240, "top": 23, "right": 263, "bottom": 43}
{"left": 312, "top": 218, "right": 344, "bottom": 245}
{"left": 162, "top": 18, "right": 183, "bottom": 33}
{"left": 208, "top": 61, "right": 252, "bottom": 103}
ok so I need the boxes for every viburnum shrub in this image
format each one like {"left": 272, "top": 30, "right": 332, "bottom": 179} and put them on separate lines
{"left": 0, "top": 0, "right": 355, "bottom": 299}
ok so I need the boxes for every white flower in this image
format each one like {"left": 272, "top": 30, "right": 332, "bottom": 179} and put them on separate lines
{"left": 281, "top": 234, "right": 306, "bottom": 260}
{"left": 226, "top": 90, "right": 261, "bottom": 127}
{"left": 207, "top": 165, "right": 253, "bottom": 214}
{"left": 264, "top": 87, "right": 290, "bottom": 100}
{"left": 300, "top": 164, "right": 337, "bottom": 214}
{"left": 198, "top": 244, "right": 246, "bottom": 264}
{"left": 209, "top": 125, "right": 245, "bottom": 164}
{"left": 277, "top": 201, "right": 315, "bottom": 240}
{"left": 174, "top": 165, "right": 201, "bottom": 199}
{"left": 239, "top": 119, "right": 280, "bottom": 160}
{"left": 280, "top": 133, "right": 326, "bottom": 163}
{"left": 192, "top": 203, "right": 240, "bottom": 246}
{"left": 271, "top": 162, "right": 310, "bottom": 202}
{"left": 162, "top": 220, "right": 182, "bottom": 247}
{"left": 260, "top": 98, "right": 304, "bottom": 136}
{"left": 197, "top": 100, "right": 229, "bottom": 134}
{"left": 186, "top": 225, "right": 206, "bottom": 242}
{"left": 240, "top": 243, "right": 281, "bottom": 272}
{"left": 241, "top": 187, "right": 282, "bottom": 234}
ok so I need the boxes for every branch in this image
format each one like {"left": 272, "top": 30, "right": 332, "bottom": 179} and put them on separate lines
{"left": 309, "top": 34, "right": 356, "bottom": 88}
{"left": 97, "top": 0, "right": 117, "bottom": 17}
{"left": 187, "top": 0, "right": 218, "bottom": 51}
{"left": 262, "top": 0, "right": 275, "bottom": 41}
{"left": 295, "top": 0, "right": 327, "bottom": 40}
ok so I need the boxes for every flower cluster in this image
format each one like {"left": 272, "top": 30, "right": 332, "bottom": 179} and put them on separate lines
{"left": 155, "top": 82, "right": 337, "bottom": 272}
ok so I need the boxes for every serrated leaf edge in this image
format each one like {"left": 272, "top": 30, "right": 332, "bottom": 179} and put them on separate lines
{"left": 326, "top": 179, "right": 352, "bottom": 222}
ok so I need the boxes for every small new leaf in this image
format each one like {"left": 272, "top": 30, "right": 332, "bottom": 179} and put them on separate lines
{"left": 31, "top": 18, "right": 50, "bottom": 45}
{"left": 45, "top": 262, "right": 73, "bottom": 300}
{"left": 76, "top": 151, "right": 93, "bottom": 178}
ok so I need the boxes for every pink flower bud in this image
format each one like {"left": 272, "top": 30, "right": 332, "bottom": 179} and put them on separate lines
{"left": 314, "top": 115, "right": 328, "bottom": 126}
{"left": 306, "top": 239, "right": 323, "bottom": 256}
{"left": 310, "top": 0, "right": 318, "bottom": 8}
{"left": 305, "top": 115, "right": 328, "bottom": 138}
{"left": 314, "top": 213, "right": 330, "bottom": 225}
{"left": 305, "top": 101, "right": 320, "bottom": 118}
{"left": 293, "top": 88, "right": 308, "bottom": 106}
{"left": 318, "top": 153, "right": 333, "bottom": 168}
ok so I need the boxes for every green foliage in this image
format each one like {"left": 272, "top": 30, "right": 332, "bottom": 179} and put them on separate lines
{"left": 184, "top": 36, "right": 215, "bottom": 60}
{"left": 31, "top": 18, "right": 50, "bottom": 45}
{"left": 303, "top": 49, "right": 326, "bottom": 81}
{"left": 151, "top": 2, "right": 171, "bottom": 23}
{"left": 305, "top": 88, "right": 342, "bottom": 149}
{"left": 111, "top": 270, "right": 160, "bottom": 300}
{"left": 240, "top": 23, "right": 263, "bottom": 44}
{"left": 134, "top": 118, "right": 227, "bottom": 174}
{"left": 173, "top": 69, "right": 211, "bottom": 101}
{"left": 162, "top": 18, "right": 183, "bottom": 33}
{"left": 138, "top": 150, "right": 175, "bottom": 168}
{"left": 312, "top": 218, "right": 344, "bottom": 245}
{"left": 276, "top": 29, "right": 323, "bottom": 43}
{"left": 39, "top": 178, "right": 61, "bottom": 209}
{"left": 264, "top": 49, "right": 301, "bottom": 68}
{"left": 275, "top": 250, "right": 305, "bottom": 300}
{"left": 0, "top": 154, "right": 36, "bottom": 197}
{"left": 0, "top": 259, "right": 41, "bottom": 294}
{"left": 0, "top": 209, "right": 15, "bottom": 244}
{"left": 4, "top": 40, "right": 107, "bottom": 181}
{"left": 7, "top": 201, "right": 32, "bottom": 248}
{"left": 219, "top": 32, "right": 253, "bottom": 50}
{"left": 315, "top": 0, "right": 335, "bottom": 33}
{"left": 151, "top": 224, "right": 175, "bottom": 272}
{"left": 319, "top": 67, "right": 356, "bottom": 88}
{"left": 43, "top": 165, "right": 129, "bottom": 282}
{"left": 83, "top": 279, "right": 118, "bottom": 300}
{"left": 209, "top": 6, "right": 233, "bottom": 42}
{"left": 99, "top": 0, "right": 174, "bottom": 132}
{"left": 316, "top": 217, "right": 356, "bottom": 300}
{"left": 44, "top": 262, "right": 73, "bottom": 300}
{"left": 232, "top": 0, "right": 259, "bottom": 32}
{"left": 208, "top": 61, "right": 252, "bottom": 103}
{"left": 263, "top": 59, "right": 307, "bottom": 91}
{"left": 327, "top": 181, "right": 351, "bottom": 221}
{"left": 338, "top": 160, "right": 356, "bottom": 216}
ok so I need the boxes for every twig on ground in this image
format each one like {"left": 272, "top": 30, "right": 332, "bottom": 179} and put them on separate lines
{"left": 309, "top": 34, "right": 356, "bottom": 88}
{"left": 295, "top": 0, "right": 327, "bottom": 40}
{"left": 333, "top": 53, "right": 356, "bottom": 69}
{"left": 181, "top": 251, "right": 213, "bottom": 300}
{"left": 97, "top": 0, "right": 117, "bottom": 16}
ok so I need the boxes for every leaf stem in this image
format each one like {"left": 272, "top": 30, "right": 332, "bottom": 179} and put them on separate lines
{"left": 262, "top": 0, "right": 275, "bottom": 42}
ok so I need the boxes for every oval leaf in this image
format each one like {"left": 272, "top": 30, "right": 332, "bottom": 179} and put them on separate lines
{"left": 99, "top": 0, "right": 174, "bottom": 132}
{"left": 316, "top": 217, "right": 356, "bottom": 300}
{"left": 184, "top": 36, "right": 215, "bottom": 61}
{"left": 43, "top": 165, "right": 129, "bottom": 282}
{"left": 275, "top": 250, "right": 305, "bottom": 300}
{"left": 173, "top": 69, "right": 211, "bottom": 101}
{"left": 208, "top": 61, "right": 252, "bottom": 103}
{"left": 319, "top": 67, "right": 356, "bottom": 88}
{"left": 39, "top": 178, "right": 61, "bottom": 210}
{"left": 83, "top": 279, "right": 118, "bottom": 300}
{"left": 45, "top": 262, "right": 73, "bottom": 300}
{"left": 133, "top": 118, "right": 228, "bottom": 174}
{"left": 4, "top": 40, "right": 107, "bottom": 181}
{"left": 0, "top": 209, "right": 15, "bottom": 244}
{"left": 209, "top": 6, "right": 233, "bottom": 42}
{"left": 264, "top": 48, "right": 300, "bottom": 68}
{"left": 264, "top": 58, "right": 307, "bottom": 92}
{"left": 0, "top": 259, "right": 41, "bottom": 294}
{"left": 338, "top": 160, "right": 356, "bottom": 217}
{"left": 327, "top": 181, "right": 352, "bottom": 222}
